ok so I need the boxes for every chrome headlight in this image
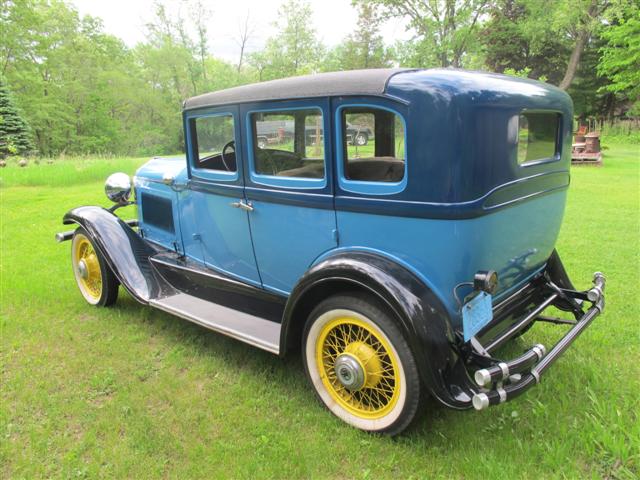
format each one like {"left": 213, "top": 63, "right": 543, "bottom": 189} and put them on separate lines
{"left": 105, "top": 172, "right": 132, "bottom": 204}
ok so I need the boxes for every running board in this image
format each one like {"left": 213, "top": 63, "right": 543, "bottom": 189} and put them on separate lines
{"left": 150, "top": 292, "right": 281, "bottom": 354}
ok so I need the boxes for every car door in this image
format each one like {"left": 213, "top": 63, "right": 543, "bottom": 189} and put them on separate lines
{"left": 241, "top": 99, "right": 337, "bottom": 295}
{"left": 180, "top": 106, "right": 261, "bottom": 286}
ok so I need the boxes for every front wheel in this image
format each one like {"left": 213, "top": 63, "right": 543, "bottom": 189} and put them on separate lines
{"left": 302, "top": 294, "right": 422, "bottom": 435}
{"left": 71, "top": 227, "right": 119, "bottom": 306}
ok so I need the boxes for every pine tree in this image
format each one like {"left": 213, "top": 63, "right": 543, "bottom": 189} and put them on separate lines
{"left": 0, "top": 77, "right": 35, "bottom": 157}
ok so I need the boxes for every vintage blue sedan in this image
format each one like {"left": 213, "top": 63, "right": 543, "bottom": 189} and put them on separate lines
{"left": 57, "top": 69, "right": 605, "bottom": 435}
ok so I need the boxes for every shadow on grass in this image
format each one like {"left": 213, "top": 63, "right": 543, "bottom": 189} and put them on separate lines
{"left": 111, "top": 290, "right": 469, "bottom": 441}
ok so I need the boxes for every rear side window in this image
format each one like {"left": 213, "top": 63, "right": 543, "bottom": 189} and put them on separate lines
{"left": 341, "top": 107, "right": 405, "bottom": 183}
{"left": 191, "top": 114, "right": 237, "bottom": 172}
{"left": 250, "top": 108, "right": 325, "bottom": 179}
{"left": 517, "top": 112, "right": 560, "bottom": 164}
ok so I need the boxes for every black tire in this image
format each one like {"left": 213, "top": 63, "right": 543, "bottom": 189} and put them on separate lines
{"left": 302, "top": 292, "right": 422, "bottom": 435}
{"left": 352, "top": 132, "right": 368, "bottom": 146}
{"left": 71, "top": 227, "right": 119, "bottom": 307}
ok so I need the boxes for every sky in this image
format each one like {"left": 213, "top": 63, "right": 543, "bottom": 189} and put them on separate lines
{"left": 70, "top": 0, "right": 412, "bottom": 64}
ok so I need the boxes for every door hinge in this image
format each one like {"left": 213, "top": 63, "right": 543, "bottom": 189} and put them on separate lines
{"left": 332, "top": 228, "right": 339, "bottom": 243}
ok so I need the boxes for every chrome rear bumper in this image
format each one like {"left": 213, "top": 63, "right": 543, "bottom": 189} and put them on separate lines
{"left": 471, "top": 272, "right": 605, "bottom": 410}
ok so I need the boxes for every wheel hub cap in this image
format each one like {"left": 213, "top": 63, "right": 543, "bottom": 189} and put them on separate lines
{"left": 77, "top": 259, "right": 89, "bottom": 280}
{"left": 334, "top": 354, "right": 365, "bottom": 391}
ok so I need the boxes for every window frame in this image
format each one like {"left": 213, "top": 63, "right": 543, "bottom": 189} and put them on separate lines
{"left": 516, "top": 109, "right": 563, "bottom": 168}
{"left": 246, "top": 104, "right": 328, "bottom": 190}
{"left": 335, "top": 103, "right": 408, "bottom": 196}
{"left": 185, "top": 109, "right": 241, "bottom": 183}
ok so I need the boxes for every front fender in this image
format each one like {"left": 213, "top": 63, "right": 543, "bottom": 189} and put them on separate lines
{"left": 281, "top": 251, "right": 477, "bottom": 409}
{"left": 63, "top": 206, "right": 167, "bottom": 303}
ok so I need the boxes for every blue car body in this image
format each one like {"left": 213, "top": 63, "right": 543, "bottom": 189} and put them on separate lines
{"left": 60, "top": 68, "right": 605, "bottom": 424}
{"left": 136, "top": 69, "right": 571, "bottom": 324}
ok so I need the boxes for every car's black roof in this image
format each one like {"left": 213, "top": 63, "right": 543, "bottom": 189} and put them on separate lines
{"left": 183, "top": 68, "right": 416, "bottom": 110}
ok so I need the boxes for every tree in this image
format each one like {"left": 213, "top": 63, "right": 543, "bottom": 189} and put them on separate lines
{"left": 324, "top": 3, "right": 393, "bottom": 70}
{"left": 248, "top": 0, "right": 324, "bottom": 80}
{"left": 190, "top": 1, "right": 210, "bottom": 83}
{"left": 235, "top": 10, "right": 255, "bottom": 73}
{"left": 361, "top": 0, "right": 493, "bottom": 68}
{"left": 482, "top": 0, "right": 615, "bottom": 91}
{"left": 0, "top": 77, "right": 35, "bottom": 157}
{"left": 597, "top": 4, "right": 640, "bottom": 114}
{"left": 482, "top": 0, "right": 570, "bottom": 84}
{"left": 552, "top": 0, "right": 610, "bottom": 90}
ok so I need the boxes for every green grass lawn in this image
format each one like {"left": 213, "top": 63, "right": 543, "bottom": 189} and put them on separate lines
{"left": 1, "top": 143, "right": 638, "bottom": 479}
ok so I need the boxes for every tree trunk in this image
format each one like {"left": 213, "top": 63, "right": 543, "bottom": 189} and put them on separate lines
{"left": 558, "top": 29, "right": 589, "bottom": 90}
{"left": 237, "top": 44, "right": 245, "bottom": 73}
{"left": 558, "top": 0, "right": 600, "bottom": 90}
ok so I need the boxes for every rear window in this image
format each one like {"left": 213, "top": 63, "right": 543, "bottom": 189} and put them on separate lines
{"left": 517, "top": 112, "right": 560, "bottom": 164}
{"left": 341, "top": 107, "right": 405, "bottom": 183}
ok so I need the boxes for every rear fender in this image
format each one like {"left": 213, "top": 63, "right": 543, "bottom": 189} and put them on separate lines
{"left": 281, "top": 251, "right": 477, "bottom": 409}
{"left": 63, "top": 206, "right": 169, "bottom": 303}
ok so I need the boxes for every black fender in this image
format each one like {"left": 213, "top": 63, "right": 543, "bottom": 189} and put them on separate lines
{"left": 281, "top": 251, "right": 476, "bottom": 409}
{"left": 63, "top": 206, "right": 168, "bottom": 303}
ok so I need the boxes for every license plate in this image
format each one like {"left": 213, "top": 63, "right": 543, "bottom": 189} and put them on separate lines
{"left": 462, "top": 291, "right": 493, "bottom": 342}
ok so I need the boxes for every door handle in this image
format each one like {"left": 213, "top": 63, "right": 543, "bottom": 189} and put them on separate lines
{"left": 230, "top": 200, "right": 254, "bottom": 212}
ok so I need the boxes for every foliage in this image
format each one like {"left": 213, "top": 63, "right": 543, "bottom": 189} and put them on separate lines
{"left": 0, "top": 76, "right": 35, "bottom": 157}
{"left": 360, "top": 0, "right": 495, "bottom": 68}
{"left": 0, "top": 0, "right": 638, "bottom": 157}
{"left": 597, "top": 5, "right": 640, "bottom": 115}
{"left": 248, "top": 0, "right": 324, "bottom": 81}
{"left": 323, "top": 3, "right": 393, "bottom": 71}
{"left": 481, "top": 0, "right": 639, "bottom": 117}
{"left": 0, "top": 0, "right": 255, "bottom": 157}
{"left": 482, "top": 0, "right": 569, "bottom": 84}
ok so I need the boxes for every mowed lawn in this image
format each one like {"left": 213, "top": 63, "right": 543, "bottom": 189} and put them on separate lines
{"left": 1, "top": 144, "right": 638, "bottom": 479}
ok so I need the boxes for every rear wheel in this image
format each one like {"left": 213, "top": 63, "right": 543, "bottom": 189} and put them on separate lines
{"left": 71, "top": 228, "right": 119, "bottom": 306}
{"left": 302, "top": 293, "right": 422, "bottom": 435}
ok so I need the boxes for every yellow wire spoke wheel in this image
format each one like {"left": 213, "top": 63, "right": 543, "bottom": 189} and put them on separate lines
{"left": 316, "top": 316, "right": 401, "bottom": 419}
{"left": 71, "top": 229, "right": 118, "bottom": 306}
{"left": 304, "top": 299, "right": 418, "bottom": 434}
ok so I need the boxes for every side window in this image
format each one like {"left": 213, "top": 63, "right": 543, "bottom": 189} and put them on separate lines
{"left": 517, "top": 112, "right": 560, "bottom": 164}
{"left": 191, "top": 114, "right": 237, "bottom": 172}
{"left": 250, "top": 109, "right": 325, "bottom": 179}
{"left": 342, "top": 107, "right": 405, "bottom": 183}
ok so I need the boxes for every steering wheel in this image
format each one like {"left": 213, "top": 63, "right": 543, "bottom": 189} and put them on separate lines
{"left": 221, "top": 140, "right": 235, "bottom": 171}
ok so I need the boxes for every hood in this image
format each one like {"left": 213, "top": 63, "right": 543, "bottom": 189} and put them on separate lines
{"left": 134, "top": 156, "right": 188, "bottom": 184}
